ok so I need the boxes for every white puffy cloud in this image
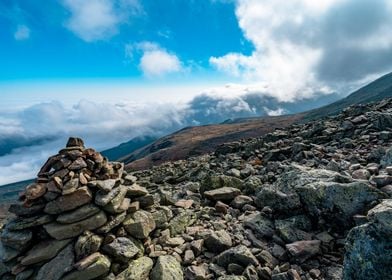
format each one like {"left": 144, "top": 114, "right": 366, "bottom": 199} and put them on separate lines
{"left": 14, "top": 24, "right": 30, "bottom": 40}
{"left": 211, "top": 0, "right": 392, "bottom": 101}
{"left": 62, "top": 0, "right": 142, "bottom": 41}
{"left": 127, "top": 42, "right": 183, "bottom": 77}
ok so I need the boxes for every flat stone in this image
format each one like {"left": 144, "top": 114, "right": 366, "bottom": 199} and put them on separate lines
{"left": 21, "top": 239, "right": 71, "bottom": 265}
{"left": 75, "top": 231, "right": 103, "bottom": 260}
{"left": 116, "top": 256, "right": 153, "bottom": 280}
{"left": 44, "top": 211, "right": 107, "bottom": 240}
{"left": 6, "top": 214, "right": 53, "bottom": 230}
{"left": 126, "top": 184, "right": 148, "bottom": 197}
{"left": 36, "top": 243, "right": 74, "bottom": 280}
{"left": 44, "top": 187, "right": 92, "bottom": 215}
{"left": 62, "top": 253, "right": 111, "bottom": 280}
{"left": 0, "top": 241, "right": 20, "bottom": 262}
{"left": 204, "top": 187, "right": 241, "bottom": 201}
{"left": 175, "top": 199, "right": 194, "bottom": 209}
{"left": 96, "top": 211, "right": 127, "bottom": 234}
{"left": 56, "top": 204, "right": 100, "bottom": 224}
{"left": 0, "top": 229, "right": 32, "bottom": 250}
{"left": 123, "top": 210, "right": 156, "bottom": 239}
{"left": 150, "top": 255, "right": 183, "bottom": 280}
{"left": 8, "top": 203, "right": 44, "bottom": 217}
{"left": 102, "top": 237, "right": 140, "bottom": 263}
{"left": 96, "top": 179, "right": 117, "bottom": 192}
{"left": 215, "top": 245, "right": 258, "bottom": 268}
{"left": 286, "top": 240, "right": 321, "bottom": 263}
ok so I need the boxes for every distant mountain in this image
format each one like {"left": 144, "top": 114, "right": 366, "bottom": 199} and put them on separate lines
{"left": 305, "top": 72, "right": 392, "bottom": 120}
{"left": 101, "top": 135, "right": 156, "bottom": 161}
{"left": 123, "top": 72, "right": 392, "bottom": 171}
{"left": 124, "top": 114, "right": 304, "bottom": 170}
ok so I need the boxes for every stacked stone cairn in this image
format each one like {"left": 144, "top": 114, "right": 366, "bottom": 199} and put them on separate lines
{"left": 0, "top": 137, "right": 172, "bottom": 280}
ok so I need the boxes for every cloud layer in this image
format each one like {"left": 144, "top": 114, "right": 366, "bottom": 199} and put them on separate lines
{"left": 0, "top": 87, "right": 342, "bottom": 185}
{"left": 210, "top": 0, "right": 392, "bottom": 101}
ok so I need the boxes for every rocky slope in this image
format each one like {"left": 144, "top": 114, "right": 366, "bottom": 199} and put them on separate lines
{"left": 121, "top": 73, "right": 392, "bottom": 171}
{"left": 1, "top": 98, "right": 392, "bottom": 279}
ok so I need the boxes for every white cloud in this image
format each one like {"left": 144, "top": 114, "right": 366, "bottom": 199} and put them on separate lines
{"left": 127, "top": 42, "right": 183, "bottom": 77}
{"left": 62, "top": 0, "right": 141, "bottom": 42}
{"left": 211, "top": 0, "right": 392, "bottom": 101}
{"left": 14, "top": 25, "right": 30, "bottom": 40}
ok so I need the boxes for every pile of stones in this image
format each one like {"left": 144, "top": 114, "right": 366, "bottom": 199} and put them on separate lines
{"left": 0, "top": 138, "right": 172, "bottom": 280}
{"left": 1, "top": 98, "right": 392, "bottom": 280}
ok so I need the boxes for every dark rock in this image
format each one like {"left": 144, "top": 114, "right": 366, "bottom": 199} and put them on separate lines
{"left": 66, "top": 137, "right": 85, "bottom": 148}
{"left": 36, "top": 243, "right": 74, "bottom": 280}
{"left": 343, "top": 199, "right": 392, "bottom": 279}
{"left": 21, "top": 239, "right": 71, "bottom": 265}
{"left": 244, "top": 212, "right": 275, "bottom": 239}
{"left": 102, "top": 237, "right": 140, "bottom": 262}
{"left": 204, "top": 230, "right": 232, "bottom": 253}
{"left": 215, "top": 245, "right": 258, "bottom": 268}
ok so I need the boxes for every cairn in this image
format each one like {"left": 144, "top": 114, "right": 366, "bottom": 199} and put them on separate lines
{"left": 0, "top": 137, "right": 163, "bottom": 280}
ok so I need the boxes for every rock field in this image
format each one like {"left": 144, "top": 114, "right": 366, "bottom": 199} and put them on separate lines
{"left": 1, "top": 98, "right": 392, "bottom": 279}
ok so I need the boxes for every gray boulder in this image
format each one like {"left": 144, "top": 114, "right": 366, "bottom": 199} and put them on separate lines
{"left": 150, "top": 255, "right": 183, "bottom": 280}
{"left": 343, "top": 199, "right": 392, "bottom": 279}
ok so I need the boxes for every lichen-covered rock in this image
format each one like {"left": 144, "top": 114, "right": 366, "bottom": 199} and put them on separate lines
{"left": 75, "top": 231, "right": 103, "bottom": 260}
{"left": 116, "top": 256, "right": 153, "bottom": 280}
{"left": 150, "top": 255, "right": 183, "bottom": 280}
{"left": 123, "top": 210, "right": 156, "bottom": 239}
{"left": 62, "top": 253, "right": 111, "bottom": 280}
{"left": 44, "top": 211, "right": 107, "bottom": 240}
{"left": 343, "top": 199, "right": 392, "bottom": 279}
{"left": 296, "top": 181, "right": 384, "bottom": 227}
{"left": 169, "top": 210, "right": 196, "bottom": 236}
{"left": 102, "top": 237, "right": 140, "bottom": 262}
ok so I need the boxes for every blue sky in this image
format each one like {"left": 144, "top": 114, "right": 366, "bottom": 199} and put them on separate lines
{"left": 0, "top": 0, "right": 251, "bottom": 81}
{"left": 1, "top": 0, "right": 392, "bottom": 184}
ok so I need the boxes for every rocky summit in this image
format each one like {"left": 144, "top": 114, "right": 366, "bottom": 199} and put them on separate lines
{"left": 1, "top": 98, "right": 392, "bottom": 280}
